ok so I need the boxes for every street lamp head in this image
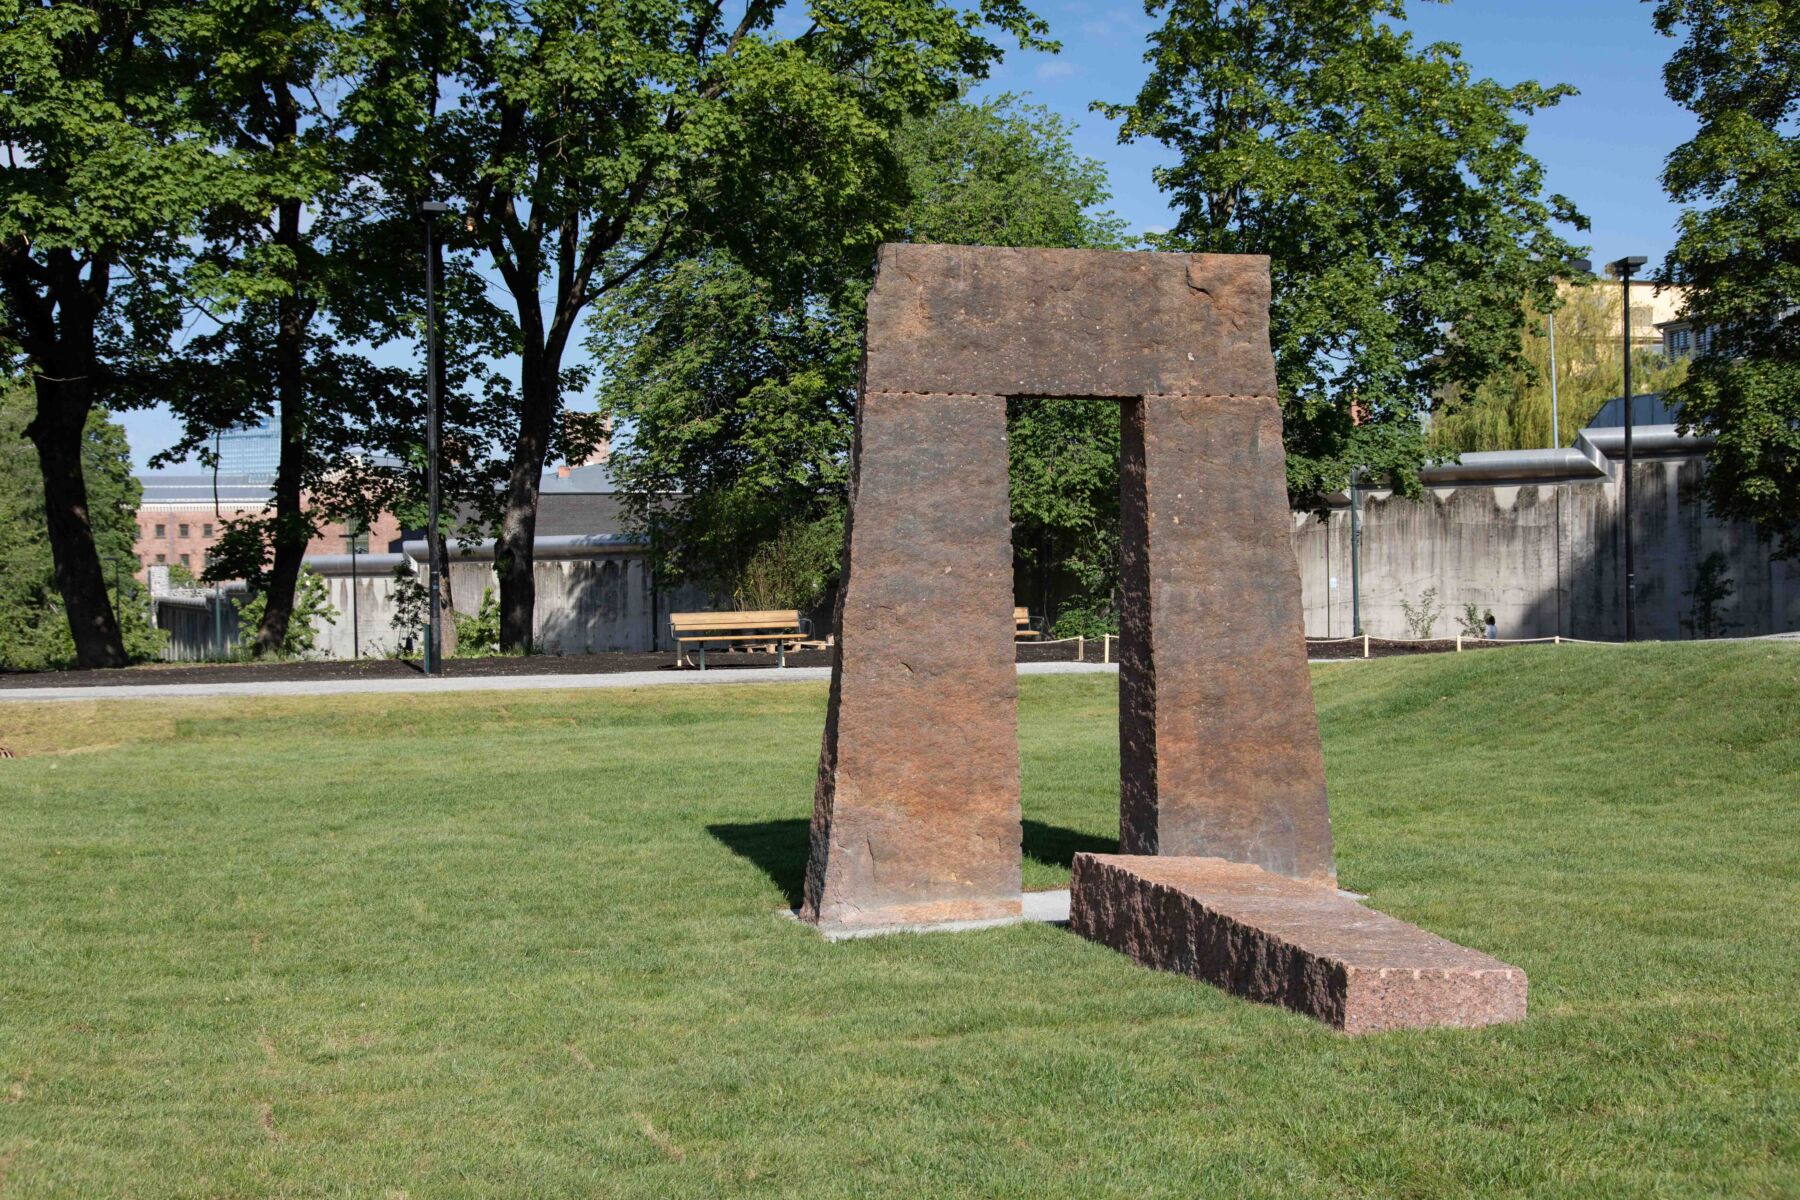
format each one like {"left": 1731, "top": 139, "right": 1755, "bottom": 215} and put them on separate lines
{"left": 1607, "top": 255, "right": 1648, "bottom": 277}
{"left": 1569, "top": 257, "right": 1593, "bottom": 276}
{"left": 420, "top": 200, "right": 453, "bottom": 215}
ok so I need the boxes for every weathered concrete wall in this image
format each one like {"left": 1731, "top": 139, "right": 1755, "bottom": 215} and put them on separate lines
{"left": 304, "top": 545, "right": 707, "bottom": 658}
{"left": 312, "top": 563, "right": 410, "bottom": 660}
{"left": 1295, "top": 453, "right": 1800, "bottom": 640}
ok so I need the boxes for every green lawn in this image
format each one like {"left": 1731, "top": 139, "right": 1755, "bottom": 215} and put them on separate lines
{"left": 2, "top": 645, "right": 1797, "bottom": 1198}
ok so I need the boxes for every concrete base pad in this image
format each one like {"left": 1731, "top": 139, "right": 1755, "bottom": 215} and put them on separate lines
{"left": 791, "top": 888, "right": 1070, "bottom": 941}
{"left": 1070, "top": 854, "right": 1526, "bottom": 1034}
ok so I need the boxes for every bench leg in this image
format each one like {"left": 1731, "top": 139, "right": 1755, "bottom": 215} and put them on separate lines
{"left": 778, "top": 641, "right": 786, "bottom": 668}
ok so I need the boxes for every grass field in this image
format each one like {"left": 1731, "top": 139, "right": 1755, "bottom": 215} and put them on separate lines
{"left": 1, "top": 644, "right": 1797, "bottom": 1198}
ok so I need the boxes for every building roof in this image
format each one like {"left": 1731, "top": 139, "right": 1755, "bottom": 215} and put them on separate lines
{"left": 137, "top": 472, "right": 274, "bottom": 507}
{"left": 539, "top": 462, "right": 621, "bottom": 494}
{"left": 1584, "top": 392, "right": 1682, "bottom": 430}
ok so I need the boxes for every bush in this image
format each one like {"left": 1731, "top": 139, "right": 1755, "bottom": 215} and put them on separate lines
{"left": 1050, "top": 600, "right": 1118, "bottom": 640}
{"left": 454, "top": 588, "right": 502, "bottom": 656}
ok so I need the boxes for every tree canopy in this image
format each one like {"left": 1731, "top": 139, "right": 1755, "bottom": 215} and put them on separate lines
{"left": 595, "top": 94, "right": 1126, "bottom": 622}
{"left": 1654, "top": 0, "right": 1800, "bottom": 558}
{"left": 1106, "top": 0, "right": 1588, "bottom": 506}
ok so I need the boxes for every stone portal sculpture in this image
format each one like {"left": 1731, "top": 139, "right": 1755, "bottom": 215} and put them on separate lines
{"left": 802, "top": 244, "right": 1332, "bottom": 930}
{"left": 800, "top": 243, "right": 1524, "bottom": 1033}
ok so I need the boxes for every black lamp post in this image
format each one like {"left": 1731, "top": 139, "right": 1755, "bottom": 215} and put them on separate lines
{"left": 1608, "top": 255, "right": 1648, "bottom": 642}
{"left": 421, "top": 200, "right": 452, "bottom": 674}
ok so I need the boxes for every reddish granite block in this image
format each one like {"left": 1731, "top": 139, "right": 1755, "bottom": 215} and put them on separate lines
{"left": 1070, "top": 854, "right": 1526, "bottom": 1034}
{"left": 801, "top": 391, "right": 1023, "bottom": 934}
{"left": 1118, "top": 393, "right": 1336, "bottom": 887}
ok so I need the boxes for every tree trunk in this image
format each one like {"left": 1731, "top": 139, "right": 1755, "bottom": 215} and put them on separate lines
{"left": 496, "top": 356, "right": 554, "bottom": 652}
{"left": 25, "top": 374, "right": 128, "bottom": 669}
{"left": 252, "top": 88, "right": 310, "bottom": 658}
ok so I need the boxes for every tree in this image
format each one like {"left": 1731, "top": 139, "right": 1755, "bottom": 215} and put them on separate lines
{"left": 596, "top": 95, "right": 1126, "bottom": 619}
{"left": 0, "top": 382, "right": 161, "bottom": 669}
{"left": 416, "top": 0, "right": 1049, "bottom": 651}
{"left": 0, "top": 1, "right": 214, "bottom": 666}
{"left": 1430, "top": 281, "right": 1691, "bottom": 453}
{"left": 157, "top": 1, "right": 359, "bottom": 654}
{"left": 1653, "top": 0, "right": 1800, "bottom": 558}
{"left": 1105, "top": 0, "right": 1587, "bottom": 507}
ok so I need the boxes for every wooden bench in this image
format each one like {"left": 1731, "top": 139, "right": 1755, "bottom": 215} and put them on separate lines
{"left": 669, "top": 610, "right": 811, "bottom": 670}
{"left": 1015, "top": 607, "right": 1042, "bottom": 640}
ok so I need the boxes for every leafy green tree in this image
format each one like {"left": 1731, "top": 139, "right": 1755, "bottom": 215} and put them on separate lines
{"left": 1431, "top": 282, "right": 1691, "bottom": 453}
{"left": 1653, "top": 0, "right": 1800, "bottom": 558}
{"left": 1105, "top": 0, "right": 1587, "bottom": 506}
{"left": 0, "top": 0, "right": 215, "bottom": 666}
{"left": 150, "top": 1, "right": 432, "bottom": 658}
{"left": 598, "top": 95, "right": 1125, "bottom": 619}
{"left": 0, "top": 383, "right": 161, "bottom": 669}
{"left": 407, "top": 0, "right": 1048, "bottom": 651}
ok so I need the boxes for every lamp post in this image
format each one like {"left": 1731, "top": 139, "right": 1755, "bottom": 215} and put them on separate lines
{"left": 1608, "top": 255, "right": 1648, "bottom": 642}
{"left": 421, "top": 200, "right": 452, "bottom": 674}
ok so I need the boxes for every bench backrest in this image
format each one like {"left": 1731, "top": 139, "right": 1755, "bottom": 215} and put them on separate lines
{"left": 669, "top": 610, "right": 802, "bottom": 633}
{"left": 1014, "top": 607, "right": 1032, "bottom": 627}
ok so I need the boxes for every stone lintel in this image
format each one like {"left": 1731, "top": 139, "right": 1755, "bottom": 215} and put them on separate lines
{"left": 864, "top": 244, "right": 1276, "bottom": 398}
{"left": 1070, "top": 854, "right": 1527, "bottom": 1034}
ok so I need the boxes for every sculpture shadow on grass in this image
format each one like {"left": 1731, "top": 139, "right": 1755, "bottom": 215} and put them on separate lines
{"left": 706, "top": 818, "right": 1117, "bottom": 908}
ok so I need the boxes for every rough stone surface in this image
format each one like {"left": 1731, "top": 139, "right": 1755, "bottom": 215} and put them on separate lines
{"left": 864, "top": 244, "right": 1277, "bottom": 399}
{"left": 1070, "top": 854, "right": 1527, "bottom": 1034}
{"left": 802, "top": 391, "right": 1023, "bottom": 932}
{"left": 1118, "top": 393, "right": 1336, "bottom": 886}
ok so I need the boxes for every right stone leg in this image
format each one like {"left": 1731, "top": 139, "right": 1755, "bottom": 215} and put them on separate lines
{"left": 1118, "top": 393, "right": 1336, "bottom": 887}
{"left": 802, "top": 391, "right": 1023, "bottom": 933}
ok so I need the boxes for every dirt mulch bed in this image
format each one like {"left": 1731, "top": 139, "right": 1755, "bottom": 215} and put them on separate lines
{"left": 0, "top": 640, "right": 1106, "bottom": 691}
{"left": 0, "top": 635, "right": 1547, "bottom": 691}
{"left": 1306, "top": 636, "right": 1515, "bottom": 660}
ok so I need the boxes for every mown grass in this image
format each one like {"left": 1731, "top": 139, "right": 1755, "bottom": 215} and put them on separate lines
{"left": 1, "top": 644, "right": 1796, "bottom": 1198}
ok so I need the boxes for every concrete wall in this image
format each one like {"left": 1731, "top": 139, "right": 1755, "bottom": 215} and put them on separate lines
{"left": 155, "top": 591, "right": 244, "bottom": 661}
{"left": 303, "top": 543, "right": 709, "bottom": 658}
{"left": 1294, "top": 452, "right": 1800, "bottom": 640}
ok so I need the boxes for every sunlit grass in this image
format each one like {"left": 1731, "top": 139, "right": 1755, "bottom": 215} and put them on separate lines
{"left": 1, "top": 644, "right": 1796, "bottom": 1197}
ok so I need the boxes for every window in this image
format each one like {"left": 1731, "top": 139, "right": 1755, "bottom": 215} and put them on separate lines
{"left": 203, "top": 523, "right": 213, "bottom": 538}
{"left": 345, "top": 514, "right": 370, "bottom": 555}
{"left": 178, "top": 523, "right": 190, "bottom": 538}
{"left": 179, "top": 553, "right": 190, "bottom": 567}
{"left": 155, "top": 553, "right": 166, "bottom": 565}
{"left": 154, "top": 523, "right": 166, "bottom": 538}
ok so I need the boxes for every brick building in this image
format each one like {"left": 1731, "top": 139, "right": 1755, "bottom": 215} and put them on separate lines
{"left": 132, "top": 472, "right": 405, "bottom": 579}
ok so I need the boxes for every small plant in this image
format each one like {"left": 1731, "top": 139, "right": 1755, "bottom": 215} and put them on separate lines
{"left": 1457, "top": 602, "right": 1485, "bottom": 639}
{"left": 389, "top": 564, "right": 428, "bottom": 655}
{"left": 454, "top": 588, "right": 502, "bottom": 656}
{"left": 1681, "top": 552, "right": 1737, "bottom": 639}
{"left": 1399, "top": 587, "right": 1443, "bottom": 639}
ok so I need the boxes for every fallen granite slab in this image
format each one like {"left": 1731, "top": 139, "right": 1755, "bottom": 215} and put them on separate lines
{"left": 1069, "top": 853, "right": 1527, "bottom": 1034}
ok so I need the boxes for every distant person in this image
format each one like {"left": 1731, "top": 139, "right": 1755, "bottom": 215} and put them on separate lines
{"left": 1483, "top": 611, "right": 1498, "bottom": 640}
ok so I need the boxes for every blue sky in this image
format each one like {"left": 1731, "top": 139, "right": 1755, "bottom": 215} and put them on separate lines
{"left": 123, "top": 0, "right": 1695, "bottom": 467}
